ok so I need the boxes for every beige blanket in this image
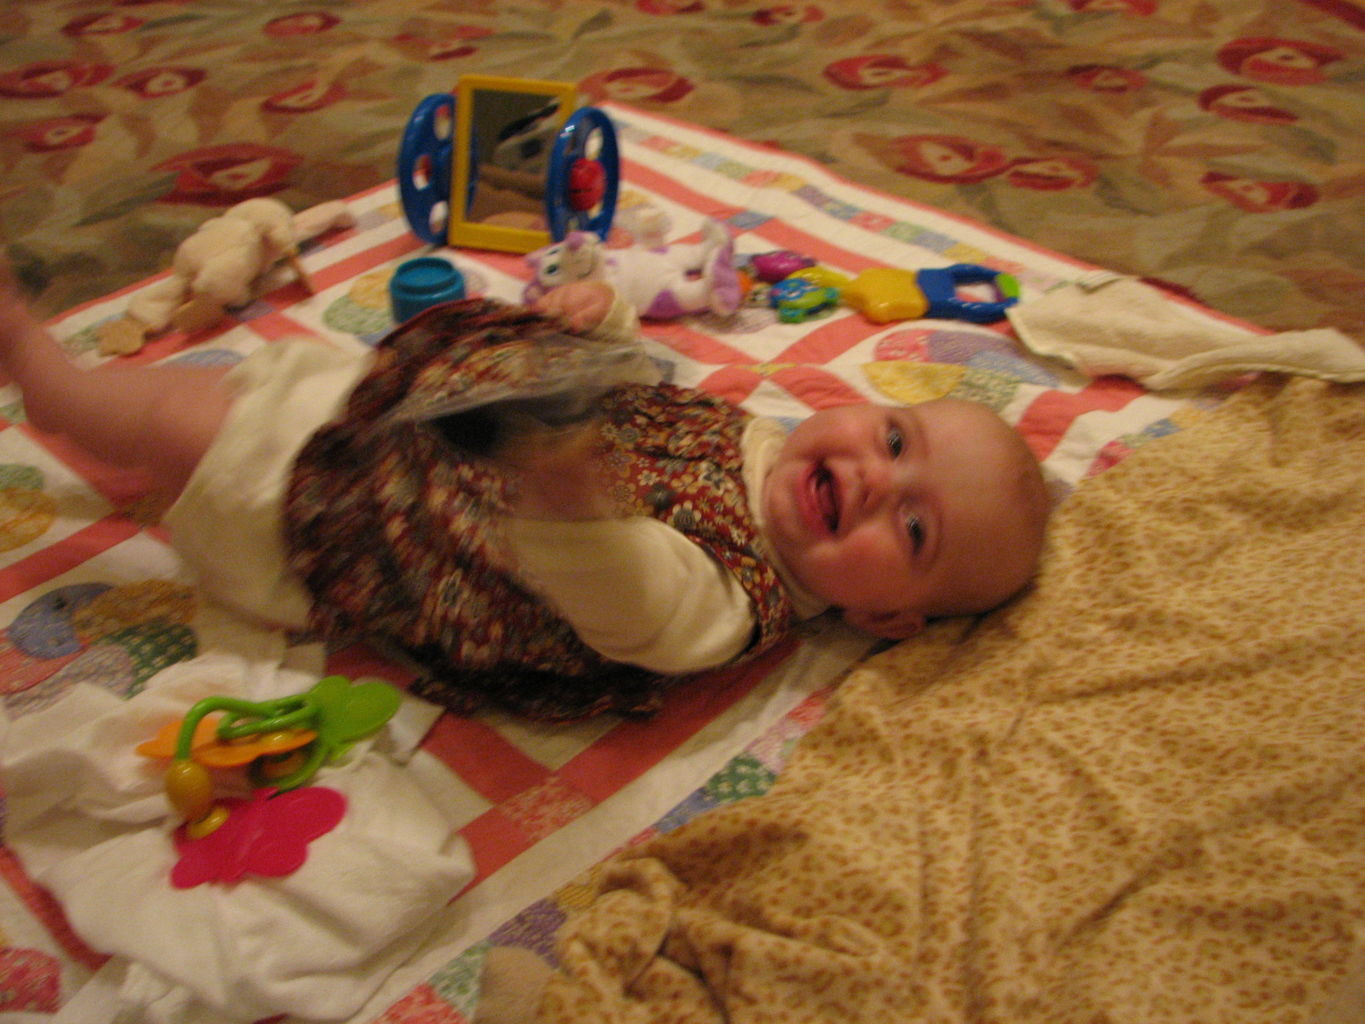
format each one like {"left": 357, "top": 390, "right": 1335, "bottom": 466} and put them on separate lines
{"left": 489, "top": 375, "right": 1365, "bottom": 1024}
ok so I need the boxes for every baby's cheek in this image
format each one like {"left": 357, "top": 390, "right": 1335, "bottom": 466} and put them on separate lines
{"left": 836, "top": 530, "right": 907, "bottom": 595}
{"left": 854, "top": 525, "right": 902, "bottom": 567}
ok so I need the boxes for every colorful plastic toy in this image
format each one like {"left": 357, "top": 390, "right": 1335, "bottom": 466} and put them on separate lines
{"left": 138, "top": 675, "right": 401, "bottom": 838}
{"left": 567, "top": 157, "right": 606, "bottom": 212}
{"left": 918, "top": 263, "right": 1021, "bottom": 322}
{"left": 769, "top": 276, "right": 839, "bottom": 323}
{"left": 169, "top": 786, "right": 347, "bottom": 888}
{"left": 843, "top": 263, "right": 1020, "bottom": 324}
{"left": 545, "top": 105, "right": 619, "bottom": 242}
{"left": 397, "top": 92, "right": 458, "bottom": 244}
{"left": 390, "top": 256, "right": 467, "bottom": 323}
{"left": 749, "top": 250, "right": 816, "bottom": 284}
{"left": 398, "top": 76, "right": 619, "bottom": 254}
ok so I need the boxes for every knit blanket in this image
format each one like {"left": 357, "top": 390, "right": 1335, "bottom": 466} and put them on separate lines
{"left": 498, "top": 374, "right": 1365, "bottom": 1024}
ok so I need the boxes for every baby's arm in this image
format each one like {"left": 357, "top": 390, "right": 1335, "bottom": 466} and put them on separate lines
{"left": 505, "top": 515, "right": 757, "bottom": 674}
{"left": 502, "top": 282, "right": 742, "bottom": 669}
{"left": 496, "top": 414, "right": 756, "bottom": 673}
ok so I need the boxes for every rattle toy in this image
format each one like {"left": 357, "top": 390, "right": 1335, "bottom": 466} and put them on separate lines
{"left": 766, "top": 265, "right": 852, "bottom": 323}
{"left": 137, "top": 675, "right": 401, "bottom": 886}
{"left": 750, "top": 250, "right": 815, "bottom": 284}
{"left": 843, "top": 263, "right": 1020, "bottom": 324}
{"left": 743, "top": 252, "right": 1019, "bottom": 326}
{"left": 170, "top": 786, "right": 347, "bottom": 888}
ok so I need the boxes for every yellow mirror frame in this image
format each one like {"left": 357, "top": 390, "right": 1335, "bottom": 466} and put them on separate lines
{"left": 448, "top": 74, "right": 579, "bottom": 254}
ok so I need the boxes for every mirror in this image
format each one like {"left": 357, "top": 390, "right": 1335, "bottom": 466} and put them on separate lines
{"left": 449, "top": 75, "right": 579, "bottom": 254}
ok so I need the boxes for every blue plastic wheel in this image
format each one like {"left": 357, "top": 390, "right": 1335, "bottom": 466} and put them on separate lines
{"left": 545, "top": 106, "right": 619, "bottom": 241}
{"left": 398, "top": 94, "right": 456, "bottom": 244}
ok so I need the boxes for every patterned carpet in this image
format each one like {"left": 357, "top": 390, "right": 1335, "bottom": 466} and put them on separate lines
{"left": 2, "top": 0, "right": 1363, "bottom": 340}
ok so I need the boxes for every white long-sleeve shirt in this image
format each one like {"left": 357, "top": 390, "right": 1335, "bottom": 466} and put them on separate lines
{"left": 503, "top": 416, "right": 827, "bottom": 675}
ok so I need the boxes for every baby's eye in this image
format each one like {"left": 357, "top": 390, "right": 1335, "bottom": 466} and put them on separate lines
{"left": 905, "top": 513, "right": 925, "bottom": 551}
{"left": 887, "top": 426, "right": 904, "bottom": 458}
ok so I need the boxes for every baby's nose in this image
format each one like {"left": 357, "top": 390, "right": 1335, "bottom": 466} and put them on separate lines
{"left": 859, "top": 457, "right": 896, "bottom": 509}
{"left": 861, "top": 455, "right": 916, "bottom": 512}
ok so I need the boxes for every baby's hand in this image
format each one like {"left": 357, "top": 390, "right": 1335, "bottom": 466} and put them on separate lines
{"left": 498, "top": 415, "right": 617, "bottom": 521}
{"left": 531, "top": 280, "right": 615, "bottom": 334}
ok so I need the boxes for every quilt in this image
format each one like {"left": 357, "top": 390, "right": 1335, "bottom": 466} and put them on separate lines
{"left": 0, "top": 104, "right": 1255, "bottom": 1022}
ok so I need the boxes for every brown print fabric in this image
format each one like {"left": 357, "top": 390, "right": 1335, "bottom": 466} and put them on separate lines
{"left": 284, "top": 300, "right": 793, "bottom": 720}
{"left": 528, "top": 375, "right": 1365, "bottom": 1022}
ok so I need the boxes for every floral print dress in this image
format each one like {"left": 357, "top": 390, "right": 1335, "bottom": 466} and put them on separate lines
{"left": 284, "top": 299, "right": 794, "bottom": 720}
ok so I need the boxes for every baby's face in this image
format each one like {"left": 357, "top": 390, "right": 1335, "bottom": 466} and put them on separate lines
{"left": 761, "top": 398, "right": 1048, "bottom": 638}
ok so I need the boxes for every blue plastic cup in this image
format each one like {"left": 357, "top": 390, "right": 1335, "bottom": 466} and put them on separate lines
{"left": 390, "top": 256, "right": 466, "bottom": 323}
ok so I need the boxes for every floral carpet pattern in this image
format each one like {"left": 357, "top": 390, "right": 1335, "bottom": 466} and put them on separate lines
{"left": 2, "top": 0, "right": 1363, "bottom": 339}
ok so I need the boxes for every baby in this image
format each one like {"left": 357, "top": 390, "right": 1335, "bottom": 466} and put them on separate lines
{"left": 0, "top": 265, "right": 1050, "bottom": 719}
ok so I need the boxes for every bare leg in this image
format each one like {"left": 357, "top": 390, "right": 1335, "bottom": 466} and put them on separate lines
{"left": 0, "top": 264, "right": 233, "bottom": 501}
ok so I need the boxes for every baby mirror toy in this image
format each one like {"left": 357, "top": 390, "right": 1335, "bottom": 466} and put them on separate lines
{"left": 399, "top": 74, "right": 619, "bottom": 254}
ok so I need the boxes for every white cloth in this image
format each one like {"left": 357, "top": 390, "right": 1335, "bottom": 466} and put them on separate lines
{"left": 0, "top": 652, "right": 470, "bottom": 1024}
{"left": 164, "top": 338, "right": 369, "bottom": 630}
{"left": 1007, "top": 272, "right": 1365, "bottom": 390}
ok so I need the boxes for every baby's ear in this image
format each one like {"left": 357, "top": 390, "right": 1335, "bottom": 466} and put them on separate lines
{"left": 842, "top": 606, "right": 925, "bottom": 640}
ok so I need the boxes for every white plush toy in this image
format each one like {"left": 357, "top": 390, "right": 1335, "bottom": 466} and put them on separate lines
{"left": 523, "top": 209, "right": 741, "bottom": 320}
{"left": 99, "top": 198, "right": 355, "bottom": 354}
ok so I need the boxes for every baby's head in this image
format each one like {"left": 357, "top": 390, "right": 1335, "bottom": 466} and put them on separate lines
{"left": 762, "top": 397, "right": 1050, "bottom": 639}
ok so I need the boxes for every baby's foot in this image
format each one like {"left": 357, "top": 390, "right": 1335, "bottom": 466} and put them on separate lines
{"left": 0, "top": 262, "right": 42, "bottom": 369}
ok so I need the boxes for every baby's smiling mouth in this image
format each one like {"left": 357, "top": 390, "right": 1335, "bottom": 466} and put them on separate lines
{"left": 812, "top": 465, "right": 840, "bottom": 533}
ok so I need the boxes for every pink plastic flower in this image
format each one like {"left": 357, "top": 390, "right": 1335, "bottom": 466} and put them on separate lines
{"left": 171, "top": 787, "right": 347, "bottom": 887}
